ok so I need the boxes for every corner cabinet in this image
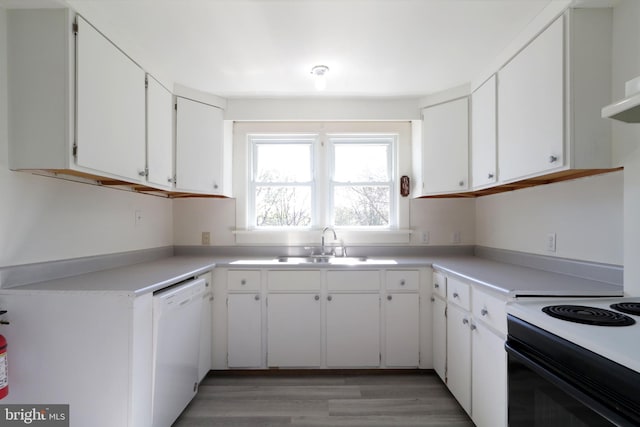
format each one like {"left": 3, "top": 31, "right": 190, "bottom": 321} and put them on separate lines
{"left": 175, "top": 97, "right": 231, "bottom": 196}
{"left": 418, "top": 98, "right": 469, "bottom": 195}
{"left": 8, "top": 10, "right": 146, "bottom": 184}
{"left": 497, "top": 9, "right": 613, "bottom": 183}
{"left": 471, "top": 75, "right": 497, "bottom": 189}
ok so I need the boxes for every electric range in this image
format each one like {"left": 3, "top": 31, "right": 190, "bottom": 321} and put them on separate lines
{"left": 506, "top": 297, "right": 640, "bottom": 426}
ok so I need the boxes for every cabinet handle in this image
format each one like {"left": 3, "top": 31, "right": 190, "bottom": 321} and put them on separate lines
{"left": 314, "top": 295, "right": 320, "bottom": 301}
{"left": 458, "top": 180, "right": 465, "bottom": 187}
{"left": 241, "top": 279, "right": 246, "bottom": 285}
{"left": 327, "top": 295, "right": 333, "bottom": 301}
{"left": 430, "top": 297, "right": 435, "bottom": 302}
{"left": 254, "top": 294, "right": 260, "bottom": 301}
{"left": 488, "top": 173, "right": 494, "bottom": 179}
{"left": 549, "top": 155, "right": 558, "bottom": 163}
{"left": 138, "top": 169, "right": 147, "bottom": 177}
{"left": 167, "top": 177, "right": 175, "bottom": 183}
{"left": 400, "top": 280, "right": 406, "bottom": 286}
{"left": 434, "top": 283, "right": 439, "bottom": 288}
{"left": 470, "top": 323, "right": 477, "bottom": 331}
{"left": 453, "top": 292, "right": 459, "bottom": 299}
{"left": 387, "top": 295, "right": 393, "bottom": 301}
{"left": 213, "top": 183, "right": 219, "bottom": 190}
{"left": 209, "top": 296, "right": 214, "bottom": 302}
{"left": 462, "top": 318, "right": 469, "bottom": 325}
{"left": 481, "top": 308, "right": 488, "bottom": 316}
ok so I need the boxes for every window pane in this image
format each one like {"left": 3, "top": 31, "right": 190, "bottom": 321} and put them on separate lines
{"left": 255, "top": 186, "right": 312, "bottom": 227}
{"left": 333, "top": 186, "right": 390, "bottom": 227}
{"left": 334, "top": 143, "right": 389, "bottom": 182}
{"left": 255, "top": 144, "right": 311, "bottom": 183}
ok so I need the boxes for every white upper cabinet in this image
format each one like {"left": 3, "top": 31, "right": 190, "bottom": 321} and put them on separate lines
{"left": 419, "top": 98, "right": 469, "bottom": 195}
{"left": 175, "top": 97, "right": 230, "bottom": 195}
{"left": 146, "top": 76, "right": 174, "bottom": 189}
{"left": 471, "top": 75, "right": 497, "bottom": 188}
{"left": 497, "top": 9, "right": 612, "bottom": 183}
{"left": 498, "top": 17, "right": 564, "bottom": 182}
{"left": 75, "top": 16, "right": 146, "bottom": 182}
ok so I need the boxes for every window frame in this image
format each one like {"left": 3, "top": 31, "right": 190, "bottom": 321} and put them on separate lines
{"left": 327, "top": 135, "right": 397, "bottom": 229}
{"left": 248, "top": 134, "right": 318, "bottom": 229}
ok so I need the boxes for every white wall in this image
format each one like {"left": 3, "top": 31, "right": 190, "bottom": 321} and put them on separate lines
{"left": 0, "top": 8, "right": 173, "bottom": 268}
{"left": 610, "top": 0, "right": 640, "bottom": 295}
{"left": 173, "top": 197, "right": 475, "bottom": 248}
{"left": 475, "top": 171, "right": 623, "bottom": 265}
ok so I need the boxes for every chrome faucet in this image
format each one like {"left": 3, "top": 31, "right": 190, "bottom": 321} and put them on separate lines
{"left": 321, "top": 226, "right": 337, "bottom": 255}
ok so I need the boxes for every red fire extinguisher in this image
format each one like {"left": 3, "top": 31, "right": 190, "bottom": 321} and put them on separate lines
{"left": 0, "top": 334, "right": 8, "bottom": 399}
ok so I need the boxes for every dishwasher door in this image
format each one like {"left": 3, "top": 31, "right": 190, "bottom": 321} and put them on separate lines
{"left": 152, "top": 277, "right": 206, "bottom": 427}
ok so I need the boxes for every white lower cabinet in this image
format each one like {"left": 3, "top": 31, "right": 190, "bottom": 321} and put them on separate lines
{"left": 471, "top": 320, "right": 507, "bottom": 427}
{"left": 446, "top": 302, "right": 472, "bottom": 415}
{"left": 431, "top": 295, "right": 447, "bottom": 381}
{"left": 385, "top": 293, "right": 419, "bottom": 367}
{"left": 267, "top": 293, "right": 322, "bottom": 367}
{"left": 326, "top": 293, "right": 381, "bottom": 367}
{"left": 198, "top": 272, "right": 214, "bottom": 381}
{"left": 227, "top": 293, "right": 262, "bottom": 368}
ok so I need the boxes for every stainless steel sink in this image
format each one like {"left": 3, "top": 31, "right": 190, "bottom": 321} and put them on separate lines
{"left": 277, "top": 256, "right": 368, "bottom": 264}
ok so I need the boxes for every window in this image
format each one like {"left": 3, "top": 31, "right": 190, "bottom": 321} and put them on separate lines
{"left": 330, "top": 136, "right": 395, "bottom": 227}
{"left": 248, "top": 132, "right": 396, "bottom": 229}
{"left": 249, "top": 136, "right": 315, "bottom": 228}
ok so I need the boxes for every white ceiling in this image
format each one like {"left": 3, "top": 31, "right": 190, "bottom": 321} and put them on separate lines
{"left": 4, "top": 0, "right": 571, "bottom": 98}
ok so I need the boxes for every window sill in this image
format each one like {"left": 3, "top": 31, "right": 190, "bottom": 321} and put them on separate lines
{"left": 233, "top": 229, "right": 413, "bottom": 245}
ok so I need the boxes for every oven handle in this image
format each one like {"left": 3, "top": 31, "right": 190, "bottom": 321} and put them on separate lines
{"left": 505, "top": 340, "right": 636, "bottom": 427}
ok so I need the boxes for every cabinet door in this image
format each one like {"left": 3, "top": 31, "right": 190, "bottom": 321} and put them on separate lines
{"left": 447, "top": 303, "right": 471, "bottom": 415}
{"left": 227, "top": 293, "right": 262, "bottom": 368}
{"left": 421, "top": 98, "right": 469, "bottom": 194}
{"left": 471, "top": 75, "right": 497, "bottom": 188}
{"left": 432, "top": 295, "right": 447, "bottom": 381}
{"left": 76, "top": 16, "right": 146, "bottom": 181}
{"left": 472, "top": 322, "right": 507, "bottom": 427}
{"left": 498, "top": 17, "right": 564, "bottom": 182}
{"left": 267, "top": 293, "right": 321, "bottom": 367}
{"left": 326, "top": 293, "right": 380, "bottom": 367}
{"left": 385, "top": 293, "right": 419, "bottom": 367}
{"left": 146, "top": 75, "right": 174, "bottom": 189}
{"left": 198, "top": 273, "right": 214, "bottom": 381}
{"left": 175, "top": 97, "right": 224, "bottom": 194}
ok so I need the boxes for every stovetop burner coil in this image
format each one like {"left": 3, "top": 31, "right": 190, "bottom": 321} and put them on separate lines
{"left": 610, "top": 302, "right": 640, "bottom": 316}
{"left": 542, "top": 305, "right": 636, "bottom": 326}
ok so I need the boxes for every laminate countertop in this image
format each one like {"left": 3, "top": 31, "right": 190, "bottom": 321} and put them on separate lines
{"left": 1, "top": 256, "right": 216, "bottom": 296}
{"left": 1, "top": 254, "right": 622, "bottom": 298}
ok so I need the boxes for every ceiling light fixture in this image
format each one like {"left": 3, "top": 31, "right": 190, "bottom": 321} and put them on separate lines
{"left": 311, "top": 65, "right": 329, "bottom": 91}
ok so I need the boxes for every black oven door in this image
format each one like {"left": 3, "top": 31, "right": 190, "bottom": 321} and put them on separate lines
{"left": 506, "top": 315, "right": 640, "bottom": 427}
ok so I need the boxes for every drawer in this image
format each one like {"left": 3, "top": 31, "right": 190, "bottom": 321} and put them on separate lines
{"left": 327, "top": 270, "right": 380, "bottom": 291}
{"left": 447, "top": 276, "right": 470, "bottom": 311}
{"left": 432, "top": 271, "right": 447, "bottom": 299}
{"left": 267, "top": 270, "right": 321, "bottom": 291}
{"left": 472, "top": 288, "right": 507, "bottom": 334}
{"left": 386, "top": 270, "right": 419, "bottom": 291}
{"left": 227, "top": 270, "right": 261, "bottom": 291}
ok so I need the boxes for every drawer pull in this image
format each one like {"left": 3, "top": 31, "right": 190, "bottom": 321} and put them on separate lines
{"left": 400, "top": 280, "right": 406, "bottom": 286}
{"left": 462, "top": 318, "right": 469, "bottom": 325}
{"left": 314, "top": 295, "right": 320, "bottom": 301}
{"left": 453, "top": 292, "right": 459, "bottom": 299}
{"left": 470, "top": 323, "right": 477, "bottom": 331}
{"left": 481, "top": 308, "right": 488, "bottom": 316}
{"left": 434, "top": 283, "right": 440, "bottom": 288}
{"left": 327, "top": 295, "right": 333, "bottom": 302}
{"left": 254, "top": 294, "right": 260, "bottom": 301}
{"left": 241, "top": 279, "right": 246, "bottom": 285}
{"left": 387, "top": 295, "right": 393, "bottom": 301}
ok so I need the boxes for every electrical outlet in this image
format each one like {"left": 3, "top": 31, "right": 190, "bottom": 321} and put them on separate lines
{"left": 201, "top": 231, "right": 211, "bottom": 245}
{"left": 134, "top": 210, "right": 143, "bottom": 227}
{"left": 546, "top": 233, "right": 556, "bottom": 252}
{"left": 452, "top": 231, "right": 461, "bottom": 244}
{"left": 421, "top": 231, "right": 430, "bottom": 244}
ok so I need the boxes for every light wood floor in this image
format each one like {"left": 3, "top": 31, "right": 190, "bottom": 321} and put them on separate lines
{"left": 173, "top": 371, "right": 474, "bottom": 427}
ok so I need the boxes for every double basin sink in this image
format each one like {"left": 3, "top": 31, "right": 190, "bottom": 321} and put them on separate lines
{"left": 231, "top": 255, "right": 398, "bottom": 266}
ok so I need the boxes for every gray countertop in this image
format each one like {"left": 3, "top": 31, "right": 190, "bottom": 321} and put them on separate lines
{"left": 0, "top": 254, "right": 623, "bottom": 298}
{"left": 1, "top": 256, "right": 216, "bottom": 296}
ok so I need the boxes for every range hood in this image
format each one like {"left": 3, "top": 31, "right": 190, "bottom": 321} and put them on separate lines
{"left": 602, "top": 76, "right": 640, "bottom": 123}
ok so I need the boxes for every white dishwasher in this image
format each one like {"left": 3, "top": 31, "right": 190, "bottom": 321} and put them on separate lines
{"left": 152, "top": 277, "right": 206, "bottom": 427}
